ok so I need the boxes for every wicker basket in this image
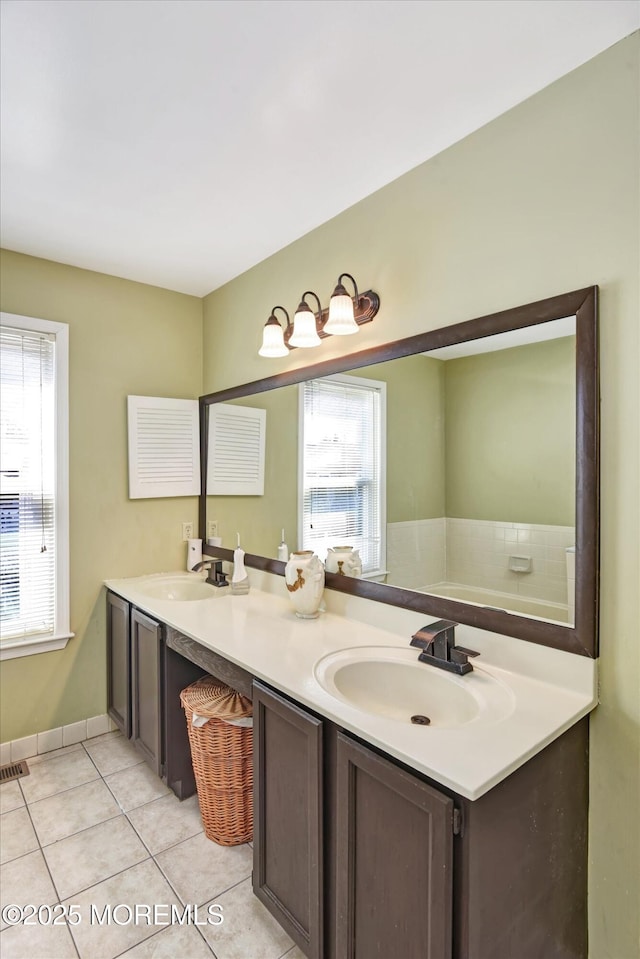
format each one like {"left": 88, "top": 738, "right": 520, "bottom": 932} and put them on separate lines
{"left": 180, "top": 677, "right": 253, "bottom": 846}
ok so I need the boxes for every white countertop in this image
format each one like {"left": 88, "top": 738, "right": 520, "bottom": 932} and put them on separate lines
{"left": 105, "top": 569, "right": 598, "bottom": 800}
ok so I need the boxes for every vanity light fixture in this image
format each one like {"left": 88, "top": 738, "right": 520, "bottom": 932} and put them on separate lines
{"left": 289, "top": 291, "right": 323, "bottom": 348}
{"left": 257, "top": 273, "right": 380, "bottom": 357}
{"left": 258, "top": 306, "right": 290, "bottom": 358}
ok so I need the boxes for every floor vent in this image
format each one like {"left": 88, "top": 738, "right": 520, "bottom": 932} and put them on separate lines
{"left": 0, "top": 760, "right": 30, "bottom": 784}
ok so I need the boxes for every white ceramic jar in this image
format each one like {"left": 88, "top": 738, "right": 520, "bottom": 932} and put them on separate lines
{"left": 284, "top": 550, "right": 325, "bottom": 619}
{"left": 325, "top": 545, "right": 362, "bottom": 578}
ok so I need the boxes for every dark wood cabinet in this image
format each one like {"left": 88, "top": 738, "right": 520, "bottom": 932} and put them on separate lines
{"left": 130, "top": 606, "right": 164, "bottom": 776}
{"left": 106, "top": 594, "right": 164, "bottom": 776}
{"left": 106, "top": 591, "right": 131, "bottom": 737}
{"left": 253, "top": 682, "right": 324, "bottom": 959}
{"left": 105, "top": 591, "right": 253, "bottom": 799}
{"left": 252, "top": 680, "right": 588, "bottom": 959}
{"left": 335, "top": 732, "right": 453, "bottom": 959}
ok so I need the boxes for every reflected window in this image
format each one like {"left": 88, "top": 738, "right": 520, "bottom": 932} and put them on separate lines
{"left": 299, "top": 374, "right": 386, "bottom": 575}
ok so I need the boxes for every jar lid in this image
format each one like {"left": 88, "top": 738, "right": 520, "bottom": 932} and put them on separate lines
{"left": 180, "top": 677, "right": 252, "bottom": 720}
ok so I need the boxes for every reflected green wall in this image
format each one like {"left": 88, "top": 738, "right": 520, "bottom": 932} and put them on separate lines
{"left": 360, "top": 355, "right": 445, "bottom": 524}
{"left": 445, "top": 337, "right": 575, "bottom": 525}
{"left": 204, "top": 338, "right": 574, "bottom": 551}
{"left": 206, "top": 388, "right": 298, "bottom": 556}
{"left": 0, "top": 251, "right": 203, "bottom": 742}
{"left": 206, "top": 354, "right": 446, "bottom": 557}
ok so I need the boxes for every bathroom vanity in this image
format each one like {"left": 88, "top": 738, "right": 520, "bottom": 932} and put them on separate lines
{"left": 105, "top": 571, "right": 596, "bottom": 959}
{"left": 253, "top": 681, "right": 588, "bottom": 959}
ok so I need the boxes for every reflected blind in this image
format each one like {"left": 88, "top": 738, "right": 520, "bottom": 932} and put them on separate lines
{"left": 0, "top": 326, "right": 56, "bottom": 640}
{"left": 300, "top": 376, "right": 384, "bottom": 573}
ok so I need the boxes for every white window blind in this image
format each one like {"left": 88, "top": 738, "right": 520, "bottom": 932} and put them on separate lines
{"left": 0, "top": 315, "right": 71, "bottom": 656}
{"left": 299, "top": 374, "right": 386, "bottom": 574}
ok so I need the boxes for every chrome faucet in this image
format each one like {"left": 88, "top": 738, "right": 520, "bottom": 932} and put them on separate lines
{"left": 192, "top": 559, "right": 228, "bottom": 588}
{"left": 410, "top": 620, "right": 478, "bottom": 675}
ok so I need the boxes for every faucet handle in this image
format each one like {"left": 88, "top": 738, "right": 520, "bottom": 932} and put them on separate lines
{"left": 411, "top": 620, "right": 479, "bottom": 675}
{"left": 410, "top": 619, "right": 458, "bottom": 652}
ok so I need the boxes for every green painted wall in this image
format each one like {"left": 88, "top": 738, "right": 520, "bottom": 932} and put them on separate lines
{"left": 444, "top": 336, "right": 575, "bottom": 525}
{"left": 0, "top": 250, "right": 203, "bottom": 742}
{"left": 201, "top": 36, "right": 640, "bottom": 959}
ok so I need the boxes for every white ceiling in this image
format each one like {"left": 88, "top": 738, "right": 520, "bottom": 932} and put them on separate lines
{"left": 1, "top": 0, "right": 638, "bottom": 297}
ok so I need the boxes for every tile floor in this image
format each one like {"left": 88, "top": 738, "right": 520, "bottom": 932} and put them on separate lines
{"left": 0, "top": 731, "right": 304, "bottom": 959}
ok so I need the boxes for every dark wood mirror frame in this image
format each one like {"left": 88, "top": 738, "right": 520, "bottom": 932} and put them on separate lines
{"left": 199, "top": 286, "right": 599, "bottom": 658}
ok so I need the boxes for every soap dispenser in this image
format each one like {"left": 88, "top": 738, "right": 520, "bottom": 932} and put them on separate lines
{"left": 231, "top": 534, "right": 250, "bottom": 595}
{"left": 277, "top": 529, "right": 289, "bottom": 562}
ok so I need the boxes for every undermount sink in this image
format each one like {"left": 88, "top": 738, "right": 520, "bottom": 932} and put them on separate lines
{"left": 135, "top": 576, "right": 220, "bottom": 602}
{"left": 314, "top": 646, "right": 515, "bottom": 728}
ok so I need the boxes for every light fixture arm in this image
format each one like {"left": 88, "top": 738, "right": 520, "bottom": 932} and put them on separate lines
{"left": 301, "top": 290, "right": 323, "bottom": 321}
{"left": 270, "top": 305, "right": 291, "bottom": 333}
{"left": 334, "top": 272, "right": 359, "bottom": 304}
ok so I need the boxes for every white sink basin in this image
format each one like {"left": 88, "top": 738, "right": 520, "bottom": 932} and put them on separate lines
{"left": 314, "top": 646, "right": 515, "bottom": 727}
{"left": 135, "top": 576, "right": 221, "bottom": 602}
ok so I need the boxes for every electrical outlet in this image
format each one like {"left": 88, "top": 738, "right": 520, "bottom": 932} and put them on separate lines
{"left": 182, "top": 522, "right": 194, "bottom": 541}
{"left": 208, "top": 519, "right": 219, "bottom": 539}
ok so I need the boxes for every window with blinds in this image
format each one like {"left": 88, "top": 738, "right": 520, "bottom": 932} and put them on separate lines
{"left": 299, "top": 374, "right": 386, "bottom": 574}
{"left": 0, "top": 314, "right": 71, "bottom": 657}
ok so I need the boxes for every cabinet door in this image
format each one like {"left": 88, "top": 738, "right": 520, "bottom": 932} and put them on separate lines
{"left": 253, "top": 682, "right": 323, "bottom": 959}
{"left": 336, "top": 733, "right": 453, "bottom": 959}
{"left": 131, "top": 607, "right": 163, "bottom": 776}
{"left": 106, "top": 592, "right": 130, "bottom": 738}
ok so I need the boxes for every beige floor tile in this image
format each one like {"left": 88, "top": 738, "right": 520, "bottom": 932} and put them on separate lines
{"left": 84, "top": 732, "right": 144, "bottom": 777}
{"left": 0, "top": 807, "right": 38, "bottom": 864}
{"left": 0, "top": 850, "right": 58, "bottom": 931}
{"left": 281, "top": 947, "right": 306, "bottom": 959}
{"left": 0, "top": 917, "right": 78, "bottom": 958}
{"left": 43, "top": 814, "right": 149, "bottom": 900}
{"left": 120, "top": 923, "right": 215, "bottom": 957}
{"left": 156, "top": 832, "right": 252, "bottom": 905}
{"left": 64, "top": 859, "right": 181, "bottom": 959}
{"left": 200, "top": 877, "right": 293, "bottom": 959}
{"left": 20, "top": 748, "right": 99, "bottom": 804}
{"left": 29, "top": 778, "right": 121, "bottom": 846}
{"left": 127, "top": 793, "right": 203, "bottom": 854}
{"left": 0, "top": 780, "right": 24, "bottom": 814}
{"left": 105, "top": 761, "right": 171, "bottom": 812}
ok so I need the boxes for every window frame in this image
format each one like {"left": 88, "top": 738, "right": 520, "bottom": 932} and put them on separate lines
{"left": 297, "top": 372, "right": 387, "bottom": 578}
{"left": 0, "top": 312, "right": 72, "bottom": 660}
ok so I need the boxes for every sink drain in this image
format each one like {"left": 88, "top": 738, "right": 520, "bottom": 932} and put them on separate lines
{"left": 410, "top": 714, "right": 431, "bottom": 725}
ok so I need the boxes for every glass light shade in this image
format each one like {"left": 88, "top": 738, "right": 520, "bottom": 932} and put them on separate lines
{"left": 324, "top": 292, "right": 359, "bottom": 335}
{"left": 290, "top": 306, "right": 321, "bottom": 347}
{"left": 258, "top": 319, "right": 288, "bottom": 357}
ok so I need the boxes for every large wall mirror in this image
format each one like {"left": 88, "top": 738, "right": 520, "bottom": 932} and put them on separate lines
{"left": 199, "top": 287, "right": 598, "bottom": 657}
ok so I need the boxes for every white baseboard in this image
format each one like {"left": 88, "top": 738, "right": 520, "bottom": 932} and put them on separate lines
{"left": 0, "top": 714, "right": 118, "bottom": 766}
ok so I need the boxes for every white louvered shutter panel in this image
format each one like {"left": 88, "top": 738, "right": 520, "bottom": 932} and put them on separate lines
{"left": 127, "top": 397, "right": 200, "bottom": 498}
{"left": 207, "top": 404, "right": 266, "bottom": 495}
